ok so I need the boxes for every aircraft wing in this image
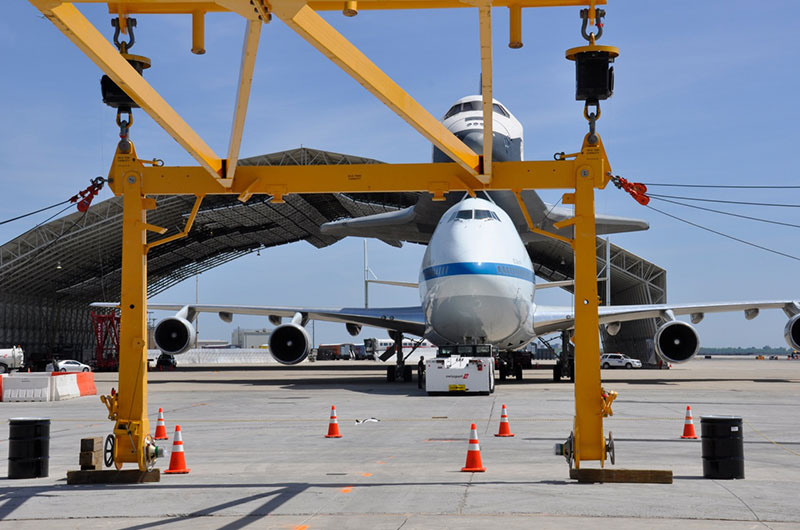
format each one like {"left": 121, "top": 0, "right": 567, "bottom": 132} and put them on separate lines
{"left": 321, "top": 190, "right": 649, "bottom": 244}
{"left": 533, "top": 300, "right": 800, "bottom": 336}
{"left": 129, "top": 303, "right": 428, "bottom": 337}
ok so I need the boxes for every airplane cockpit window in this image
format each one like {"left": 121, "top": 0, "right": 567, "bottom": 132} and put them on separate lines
{"left": 474, "top": 210, "right": 493, "bottom": 220}
{"left": 492, "top": 103, "right": 510, "bottom": 117}
{"left": 443, "top": 101, "right": 484, "bottom": 120}
{"left": 455, "top": 210, "right": 473, "bottom": 220}
{"left": 443, "top": 105, "right": 460, "bottom": 120}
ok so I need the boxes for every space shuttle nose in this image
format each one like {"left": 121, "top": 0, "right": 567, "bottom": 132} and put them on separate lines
{"left": 458, "top": 130, "right": 485, "bottom": 155}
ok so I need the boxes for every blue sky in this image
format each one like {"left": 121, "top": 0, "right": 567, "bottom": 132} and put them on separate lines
{"left": 2, "top": 1, "right": 799, "bottom": 349}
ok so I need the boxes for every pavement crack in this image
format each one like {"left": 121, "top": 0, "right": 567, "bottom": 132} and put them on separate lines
{"left": 713, "top": 480, "right": 767, "bottom": 526}
{"left": 457, "top": 474, "right": 474, "bottom": 515}
{"left": 395, "top": 516, "right": 409, "bottom": 530}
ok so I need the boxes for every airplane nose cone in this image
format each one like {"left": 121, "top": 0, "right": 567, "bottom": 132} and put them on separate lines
{"left": 433, "top": 128, "right": 518, "bottom": 163}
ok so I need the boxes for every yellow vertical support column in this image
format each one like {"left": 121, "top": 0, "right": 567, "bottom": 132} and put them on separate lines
{"left": 570, "top": 149, "right": 605, "bottom": 467}
{"left": 115, "top": 158, "right": 151, "bottom": 471}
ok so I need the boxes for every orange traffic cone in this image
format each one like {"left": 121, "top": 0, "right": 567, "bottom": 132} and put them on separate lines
{"left": 461, "top": 423, "right": 486, "bottom": 472}
{"left": 325, "top": 405, "right": 343, "bottom": 438}
{"left": 163, "top": 425, "right": 191, "bottom": 474}
{"left": 154, "top": 407, "right": 169, "bottom": 440}
{"left": 495, "top": 403, "right": 515, "bottom": 437}
{"left": 681, "top": 405, "right": 698, "bottom": 439}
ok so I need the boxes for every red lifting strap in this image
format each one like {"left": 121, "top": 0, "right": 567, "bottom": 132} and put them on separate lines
{"left": 611, "top": 176, "right": 649, "bottom": 206}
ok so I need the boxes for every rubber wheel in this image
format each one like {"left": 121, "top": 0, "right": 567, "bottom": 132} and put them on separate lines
{"left": 625, "top": 363, "right": 632, "bottom": 369}
{"left": 553, "top": 364, "right": 562, "bottom": 382}
{"left": 402, "top": 365, "right": 412, "bottom": 382}
{"left": 602, "top": 363, "right": 610, "bottom": 369}
{"left": 104, "top": 434, "right": 115, "bottom": 468}
{"left": 60, "top": 368, "right": 67, "bottom": 372}
{"left": 514, "top": 364, "right": 523, "bottom": 381}
{"left": 0, "top": 364, "right": 6, "bottom": 374}
{"left": 386, "top": 365, "right": 396, "bottom": 382}
{"left": 83, "top": 367, "right": 89, "bottom": 372}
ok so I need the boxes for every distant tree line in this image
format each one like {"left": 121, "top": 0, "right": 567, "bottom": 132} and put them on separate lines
{"left": 699, "top": 346, "right": 793, "bottom": 355}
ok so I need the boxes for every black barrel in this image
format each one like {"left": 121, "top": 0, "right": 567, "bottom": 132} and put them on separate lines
{"left": 701, "top": 415, "right": 744, "bottom": 479}
{"left": 8, "top": 418, "right": 50, "bottom": 479}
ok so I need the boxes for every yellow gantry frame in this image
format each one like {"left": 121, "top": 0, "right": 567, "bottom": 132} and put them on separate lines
{"left": 31, "top": 0, "right": 609, "bottom": 471}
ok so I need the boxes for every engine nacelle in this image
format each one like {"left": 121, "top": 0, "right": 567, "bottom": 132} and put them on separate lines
{"left": 654, "top": 320, "right": 699, "bottom": 364}
{"left": 784, "top": 314, "right": 800, "bottom": 350}
{"left": 153, "top": 317, "right": 196, "bottom": 355}
{"left": 346, "top": 323, "right": 362, "bottom": 337}
{"left": 268, "top": 323, "right": 310, "bottom": 365}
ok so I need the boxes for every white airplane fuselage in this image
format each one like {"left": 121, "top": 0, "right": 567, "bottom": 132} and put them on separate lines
{"left": 421, "top": 95, "right": 535, "bottom": 349}
{"left": 419, "top": 199, "right": 536, "bottom": 349}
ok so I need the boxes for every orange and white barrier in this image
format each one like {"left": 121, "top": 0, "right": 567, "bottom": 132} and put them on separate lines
{"left": 3, "top": 374, "right": 52, "bottom": 402}
{"left": 51, "top": 373, "right": 80, "bottom": 401}
{"left": 1, "top": 372, "right": 95, "bottom": 402}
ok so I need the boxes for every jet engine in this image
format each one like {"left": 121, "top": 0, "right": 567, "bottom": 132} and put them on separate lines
{"left": 153, "top": 317, "right": 196, "bottom": 355}
{"left": 269, "top": 323, "right": 311, "bottom": 365}
{"left": 784, "top": 314, "right": 800, "bottom": 350}
{"left": 654, "top": 320, "right": 699, "bottom": 364}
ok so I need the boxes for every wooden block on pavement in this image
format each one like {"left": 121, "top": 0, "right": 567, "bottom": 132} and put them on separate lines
{"left": 66, "top": 469, "right": 160, "bottom": 484}
{"left": 80, "top": 437, "right": 103, "bottom": 452}
{"left": 570, "top": 468, "right": 673, "bottom": 484}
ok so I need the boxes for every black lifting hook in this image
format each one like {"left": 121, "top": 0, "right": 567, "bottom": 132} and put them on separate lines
{"left": 112, "top": 17, "right": 136, "bottom": 54}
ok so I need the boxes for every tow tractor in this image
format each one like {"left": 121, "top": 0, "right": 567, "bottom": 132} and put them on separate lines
{"left": 425, "top": 344, "right": 495, "bottom": 395}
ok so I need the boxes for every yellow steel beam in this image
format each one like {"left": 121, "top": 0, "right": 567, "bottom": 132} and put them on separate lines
{"left": 478, "top": 3, "right": 493, "bottom": 182}
{"left": 224, "top": 20, "right": 262, "bottom": 185}
{"left": 115, "top": 141, "right": 151, "bottom": 471}
{"left": 92, "top": 1, "right": 604, "bottom": 14}
{"left": 569, "top": 133, "right": 610, "bottom": 468}
{"left": 109, "top": 159, "right": 592, "bottom": 198}
{"left": 32, "top": 1, "right": 223, "bottom": 179}
{"left": 269, "top": 1, "right": 483, "bottom": 187}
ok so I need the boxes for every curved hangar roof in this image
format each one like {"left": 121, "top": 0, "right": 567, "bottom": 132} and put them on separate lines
{"left": 0, "top": 148, "right": 417, "bottom": 303}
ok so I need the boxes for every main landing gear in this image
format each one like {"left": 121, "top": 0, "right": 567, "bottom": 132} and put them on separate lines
{"left": 385, "top": 331, "right": 412, "bottom": 382}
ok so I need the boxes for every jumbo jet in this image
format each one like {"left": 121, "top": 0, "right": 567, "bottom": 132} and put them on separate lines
{"left": 138, "top": 95, "right": 800, "bottom": 377}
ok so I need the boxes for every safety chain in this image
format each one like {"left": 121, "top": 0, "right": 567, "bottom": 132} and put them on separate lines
{"left": 609, "top": 174, "right": 650, "bottom": 205}
{"left": 69, "top": 177, "right": 106, "bottom": 212}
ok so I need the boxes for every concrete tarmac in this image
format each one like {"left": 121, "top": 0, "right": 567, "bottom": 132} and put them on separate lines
{"left": 0, "top": 357, "right": 798, "bottom": 529}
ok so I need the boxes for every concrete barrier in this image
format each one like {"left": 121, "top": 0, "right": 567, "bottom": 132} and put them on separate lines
{"left": 51, "top": 373, "right": 80, "bottom": 401}
{"left": 0, "top": 374, "right": 5, "bottom": 401}
{"left": 176, "top": 348, "right": 276, "bottom": 365}
{"left": 4, "top": 374, "right": 52, "bottom": 402}
{"left": 75, "top": 372, "right": 96, "bottom": 396}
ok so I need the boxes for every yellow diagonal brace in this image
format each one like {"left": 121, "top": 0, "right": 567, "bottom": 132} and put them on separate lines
{"left": 479, "top": 4, "right": 493, "bottom": 183}
{"left": 146, "top": 195, "right": 204, "bottom": 251}
{"left": 33, "top": 1, "right": 222, "bottom": 178}
{"left": 270, "top": 1, "right": 482, "bottom": 186}
{"left": 224, "top": 19, "right": 262, "bottom": 185}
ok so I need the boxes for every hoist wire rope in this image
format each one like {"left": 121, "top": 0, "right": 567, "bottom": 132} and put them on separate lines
{"left": 649, "top": 196, "right": 800, "bottom": 230}
{"left": 0, "top": 199, "right": 72, "bottom": 226}
{"left": 647, "top": 193, "right": 800, "bottom": 208}
{"left": 644, "top": 204, "right": 800, "bottom": 263}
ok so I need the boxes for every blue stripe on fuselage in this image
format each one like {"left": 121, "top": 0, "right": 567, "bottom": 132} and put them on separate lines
{"left": 422, "top": 262, "right": 534, "bottom": 283}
